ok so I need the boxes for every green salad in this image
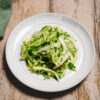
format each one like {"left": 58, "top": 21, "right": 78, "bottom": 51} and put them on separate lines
{"left": 21, "top": 25, "right": 78, "bottom": 81}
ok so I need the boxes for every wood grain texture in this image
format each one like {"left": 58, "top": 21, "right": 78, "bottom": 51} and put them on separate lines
{"left": 49, "top": 0, "right": 100, "bottom": 100}
{"left": 0, "top": 0, "right": 49, "bottom": 100}
{"left": 0, "top": 0, "right": 100, "bottom": 100}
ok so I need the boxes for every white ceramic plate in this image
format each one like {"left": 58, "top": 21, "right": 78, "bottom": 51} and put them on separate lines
{"left": 6, "top": 13, "right": 95, "bottom": 92}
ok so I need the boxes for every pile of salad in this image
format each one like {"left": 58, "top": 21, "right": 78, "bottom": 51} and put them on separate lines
{"left": 21, "top": 25, "right": 78, "bottom": 81}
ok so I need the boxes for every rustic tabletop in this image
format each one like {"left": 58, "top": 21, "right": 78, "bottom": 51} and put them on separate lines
{"left": 0, "top": 0, "right": 100, "bottom": 100}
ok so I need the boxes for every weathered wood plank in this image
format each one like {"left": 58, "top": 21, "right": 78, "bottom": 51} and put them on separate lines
{"left": 49, "top": 0, "right": 100, "bottom": 100}
{"left": 94, "top": 0, "right": 100, "bottom": 99}
{"left": 94, "top": 0, "right": 100, "bottom": 57}
{"left": 0, "top": 0, "right": 48, "bottom": 100}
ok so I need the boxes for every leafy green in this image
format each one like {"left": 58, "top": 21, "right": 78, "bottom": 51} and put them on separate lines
{"left": 68, "top": 63, "right": 76, "bottom": 71}
{"left": 21, "top": 25, "right": 78, "bottom": 81}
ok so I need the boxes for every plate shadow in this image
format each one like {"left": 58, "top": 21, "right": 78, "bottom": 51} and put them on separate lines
{"left": 2, "top": 48, "right": 83, "bottom": 99}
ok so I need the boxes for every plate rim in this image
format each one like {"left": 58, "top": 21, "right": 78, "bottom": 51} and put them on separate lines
{"left": 5, "top": 13, "right": 95, "bottom": 92}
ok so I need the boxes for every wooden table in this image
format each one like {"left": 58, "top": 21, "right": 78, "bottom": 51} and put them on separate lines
{"left": 0, "top": 0, "right": 100, "bottom": 100}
